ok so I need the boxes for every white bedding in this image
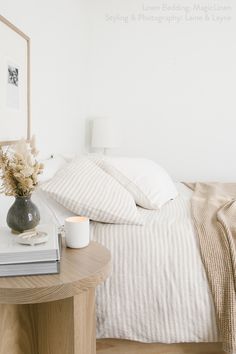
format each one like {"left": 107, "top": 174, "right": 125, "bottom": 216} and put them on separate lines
{"left": 91, "top": 183, "right": 218, "bottom": 343}
{"left": 0, "top": 184, "right": 218, "bottom": 343}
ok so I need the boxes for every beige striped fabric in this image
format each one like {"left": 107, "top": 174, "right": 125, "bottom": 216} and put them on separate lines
{"left": 41, "top": 157, "right": 142, "bottom": 225}
{"left": 92, "top": 184, "right": 218, "bottom": 343}
{"left": 188, "top": 183, "right": 236, "bottom": 354}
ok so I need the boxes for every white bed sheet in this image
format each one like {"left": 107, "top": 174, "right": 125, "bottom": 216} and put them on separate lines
{"left": 0, "top": 184, "right": 218, "bottom": 343}
{"left": 91, "top": 183, "right": 218, "bottom": 343}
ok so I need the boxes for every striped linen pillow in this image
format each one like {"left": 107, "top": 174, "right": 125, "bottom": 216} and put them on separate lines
{"left": 40, "top": 157, "right": 142, "bottom": 225}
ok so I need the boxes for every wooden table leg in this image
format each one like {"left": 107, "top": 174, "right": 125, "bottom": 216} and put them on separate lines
{"left": 36, "top": 288, "right": 96, "bottom": 354}
{"left": 0, "top": 288, "right": 96, "bottom": 354}
{"left": 0, "top": 303, "right": 37, "bottom": 354}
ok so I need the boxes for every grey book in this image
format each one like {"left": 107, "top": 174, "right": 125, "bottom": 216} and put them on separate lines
{"left": 0, "top": 259, "right": 60, "bottom": 277}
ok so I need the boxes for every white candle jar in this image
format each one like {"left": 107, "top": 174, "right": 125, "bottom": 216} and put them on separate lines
{"left": 65, "top": 216, "right": 90, "bottom": 249}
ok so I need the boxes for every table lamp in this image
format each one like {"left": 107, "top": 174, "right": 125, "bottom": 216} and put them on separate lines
{"left": 91, "top": 117, "right": 120, "bottom": 154}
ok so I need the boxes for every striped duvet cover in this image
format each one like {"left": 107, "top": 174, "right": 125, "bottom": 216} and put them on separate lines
{"left": 91, "top": 183, "right": 218, "bottom": 343}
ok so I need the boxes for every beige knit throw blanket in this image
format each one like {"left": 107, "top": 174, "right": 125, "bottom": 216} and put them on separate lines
{"left": 186, "top": 182, "right": 236, "bottom": 354}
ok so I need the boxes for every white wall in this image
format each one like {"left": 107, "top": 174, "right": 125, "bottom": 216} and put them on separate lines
{"left": 0, "top": 0, "right": 90, "bottom": 156}
{"left": 86, "top": 0, "right": 236, "bottom": 181}
{"left": 1, "top": 0, "right": 236, "bottom": 181}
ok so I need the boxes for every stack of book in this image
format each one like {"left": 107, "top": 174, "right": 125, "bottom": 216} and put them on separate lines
{"left": 0, "top": 224, "right": 61, "bottom": 277}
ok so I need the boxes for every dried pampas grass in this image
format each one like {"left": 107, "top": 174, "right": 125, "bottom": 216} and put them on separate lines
{"left": 0, "top": 139, "right": 43, "bottom": 197}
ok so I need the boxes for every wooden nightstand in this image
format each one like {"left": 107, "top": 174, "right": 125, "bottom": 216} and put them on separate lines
{"left": 0, "top": 241, "right": 111, "bottom": 354}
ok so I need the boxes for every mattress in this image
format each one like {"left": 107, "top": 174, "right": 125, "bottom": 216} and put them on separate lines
{"left": 91, "top": 183, "right": 218, "bottom": 343}
{"left": 0, "top": 184, "right": 218, "bottom": 343}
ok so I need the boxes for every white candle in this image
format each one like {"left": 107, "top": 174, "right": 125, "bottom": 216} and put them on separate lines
{"left": 65, "top": 216, "right": 90, "bottom": 249}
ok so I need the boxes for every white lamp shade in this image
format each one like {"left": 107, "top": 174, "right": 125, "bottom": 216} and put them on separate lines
{"left": 91, "top": 118, "right": 120, "bottom": 149}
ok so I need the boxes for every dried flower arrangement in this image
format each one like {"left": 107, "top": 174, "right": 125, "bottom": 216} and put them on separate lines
{"left": 0, "top": 138, "right": 44, "bottom": 197}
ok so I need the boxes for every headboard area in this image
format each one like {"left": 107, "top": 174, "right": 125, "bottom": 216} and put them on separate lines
{"left": 0, "top": 15, "right": 30, "bottom": 145}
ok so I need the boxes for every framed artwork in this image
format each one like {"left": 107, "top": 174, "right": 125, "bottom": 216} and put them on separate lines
{"left": 0, "top": 15, "right": 30, "bottom": 145}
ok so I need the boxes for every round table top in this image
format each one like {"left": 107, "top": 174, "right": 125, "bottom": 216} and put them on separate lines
{"left": 0, "top": 241, "right": 112, "bottom": 304}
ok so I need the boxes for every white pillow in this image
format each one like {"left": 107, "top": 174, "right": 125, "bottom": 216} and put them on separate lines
{"left": 95, "top": 157, "right": 178, "bottom": 210}
{"left": 0, "top": 194, "right": 14, "bottom": 227}
{"left": 40, "top": 157, "right": 142, "bottom": 225}
{"left": 39, "top": 155, "right": 68, "bottom": 183}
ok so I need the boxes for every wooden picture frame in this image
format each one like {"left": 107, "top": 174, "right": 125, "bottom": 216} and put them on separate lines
{"left": 0, "top": 15, "right": 30, "bottom": 145}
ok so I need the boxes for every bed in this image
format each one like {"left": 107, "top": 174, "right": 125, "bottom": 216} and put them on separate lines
{"left": 0, "top": 182, "right": 219, "bottom": 343}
